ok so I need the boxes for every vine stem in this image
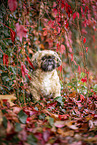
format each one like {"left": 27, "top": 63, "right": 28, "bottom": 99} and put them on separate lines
{"left": 22, "top": 0, "right": 26, "bottom": 105}
{"left": 75, "top": 0, "right": 89, "bottom": 101}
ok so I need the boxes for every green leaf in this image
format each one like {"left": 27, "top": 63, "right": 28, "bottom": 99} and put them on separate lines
{"left": 27, "top": 134, "right": 37, "bottom": 145}
{"left": 80, "top": 72, "right": 85, "bottom": 79}
{"left": 39, "top": 26, "right": 42, "bottom": 31}
{"left": 9, "top": 67, "right": 16, "bottom": 75}
{"left": 15, "top": 122, "right": 22, "bottom": 132}
{"left": 18, "top": 110, "right": 28, "bottom": 124}
{"left": 3, "top": 116, "right": 7, "bottom": 128}
{"left": 1, "top": 109, "right": 8, "bottom": 114}
{"left": 39, "top": 113, "right": 46, "bottom": 120}
{"left": 54, "top": 96, "right": 64, "bottom": 106}
{"left": 93, "top": 84, "right": 97, "bottom": 92}
{"left": 48, "top": 117, "right": 54, "bottom": 126}
{"left": 0, "top": 86, "right": 3, "bottom": 90}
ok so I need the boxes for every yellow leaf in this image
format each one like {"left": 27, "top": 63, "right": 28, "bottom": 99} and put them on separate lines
{"left": 0, "top": 94, "right": 16, "bottom": 106}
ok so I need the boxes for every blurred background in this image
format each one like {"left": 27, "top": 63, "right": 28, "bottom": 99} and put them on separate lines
{"left": 0, "top": 0, "right": 97, "bottom": 99}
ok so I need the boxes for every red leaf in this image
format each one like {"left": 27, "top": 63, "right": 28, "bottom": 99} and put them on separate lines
{"left": 81, "top": 77, "right": 87, "bottom": 83}
{"left": 92, "top": 35, "right": 95, "bottom": 42}
{"left": 81, "top": 6, "right": 83, "bottom": 13}
{"left": 85, "top": 6, "right": 89, "bottom": 13}
{"left": 71, "top": 54, "right": 73, "bottom": 61}
{"left": 6, "top": 55, "right": 8, "bottom": 66}
{"left": 57, "top": 43, "right": 59, "bottom": 48}
{"left": 2, "top": 99, "right": 7, "bottom": 102}
{"left": 74, "top": 60, "right": 77, "bottom": 65}
{"left": 58, "top": 114, "right": 69, "bottom": 120}
{"left": 73, "top": 12, "right": 76, "bottom": 20}
{"left": 58, "top": 65, "right": 62, "bottom": 72}
{"left": 65, "top": 22, "right": 69, "bottom": 28}
{"left": 27, "top": 74, "right": 31, "bottom": 80}
{"left": 86, "top": 47, "right": 88, "bottom": 53}
{"left": 16, "top": 23, "right": 27, "bottom": 42}
{"left": 70, "top": 54, "right": 77, "bottom": 65}
{"left": 80, "top": 94, "right": 85, "bottom": 102}
{"left": 26, "top": 55, "right": 34, "bottom": 70}
{"left": 83, "top": 38, "right": 86, "bottom": 44}
{"left": 60, "top": 44, "right": 65, "bottom": 54}
{"left": 21, "top": 62, "right": 32, "bottom": 80}
{"left": 26, "top": 117, "right": 31, "bottom": 123}
{"left": 8, "top": 0, "right": 17, "bottom": 12}
{"left": 56, "top": 44, "right": 65, "bottom": 54}
{"left": 77, "top": 12, "right": 79, "bottom": 18}
{"left": 56, "top": 43, "right": 59, "bottom": 52}
{"left": 21, "top": 64, "right": 25, "bottom": 79}
{"left": 0, "top": 22, "right": 15, "bottom": 42}
{"left": 61, "top": 3, "right": 65, "bottom": 9}
{"left": 3, "top": 54, "right": 6, "bottom": 65}
{"left": 61, "top": 44, "right": 65, "bottom": 50}
{"left": 3, "top": 54, "right": 8, "bottom": 67}
{"left": 78, "top": 65, "right": 81, "bottom": 74}
{"left": 10, "top": 29, "right": 15, "bottom": 42}
{"left": 43, "top": 30, "right": 47, "bottom": 36}
{"left": 65, "top": 3, "right": 72, "bottom": 17}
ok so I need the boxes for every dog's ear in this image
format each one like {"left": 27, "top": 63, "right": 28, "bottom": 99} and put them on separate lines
{"left": 54, "top": 52, "right": 61, "bottom": 67}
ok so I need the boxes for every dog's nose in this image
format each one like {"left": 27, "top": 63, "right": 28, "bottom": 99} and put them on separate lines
{"left": 48, "top": 59, "right": 52, "bottom": 62}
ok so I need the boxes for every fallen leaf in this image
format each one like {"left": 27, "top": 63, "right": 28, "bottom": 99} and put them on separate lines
{"left": 54, "top": 120, "right": 78, "bottom": 130}
{"left": 43, "top": 130, "right": 50, "bottom": 142}
{"left": 0, "top": 94, "right": 16, "bottom": 106}
{"left": 84, "top": 137, "right": 97, "bottom": 142}
{"left": 6, "top": 121, "right": 13, "bottom": 134}
{"left": 12, "top": 107, "right": 21, "bottom": 114}
{"left": 0, "top": 110, "right": 3, "bottom": 125}
{"left": 57, "top": 128, "right": 74, "bottom": 137}
{"left": 18, "top": 110, "right": 28, "bottom": 124}
{"left": 54, "top": 121, "right": 65, "bottom": 128}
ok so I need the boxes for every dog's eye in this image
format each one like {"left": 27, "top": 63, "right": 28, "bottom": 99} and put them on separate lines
{"left": 48, "top": 56, "right": 55, "bottom": 59}
{"left": 48, "top": 56, "right": 51, "bottom": 59}
{"left": 52, "top": 56, "right": 55, "bottom": 59}
{"left": 42, "top": 56, "right": 46, "bottom": 60}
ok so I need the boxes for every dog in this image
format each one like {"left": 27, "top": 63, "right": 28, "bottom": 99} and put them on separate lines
{"left": 29, "top": 50, "right": 61, "bottom": 101}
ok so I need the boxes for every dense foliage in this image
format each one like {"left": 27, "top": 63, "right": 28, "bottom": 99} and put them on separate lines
{"left": 0, "top": 0, "right": 97, "bottom": 144}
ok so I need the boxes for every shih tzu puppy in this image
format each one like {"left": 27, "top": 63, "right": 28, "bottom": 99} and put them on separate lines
{"left": 29, "top": 50, "right": 61, "bottom": 101}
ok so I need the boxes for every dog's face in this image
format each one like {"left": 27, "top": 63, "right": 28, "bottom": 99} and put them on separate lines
{"left": 31, "top": 50, "right": 61, "bottom": 72}
{"left": 41, "top": 54, "right": 56, "bottom": 71}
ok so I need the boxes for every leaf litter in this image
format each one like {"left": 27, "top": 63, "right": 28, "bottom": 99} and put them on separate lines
{"left": 0, "top": 88, "right": 97, "bottom": 145}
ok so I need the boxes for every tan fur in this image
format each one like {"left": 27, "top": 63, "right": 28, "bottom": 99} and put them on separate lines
{"left": 29, "top": 50, "right": 61, "bottom": 101}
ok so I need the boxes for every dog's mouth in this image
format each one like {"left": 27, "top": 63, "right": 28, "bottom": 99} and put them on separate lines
{"left": 47, "top": 65, "right": 54, "bottom": 71}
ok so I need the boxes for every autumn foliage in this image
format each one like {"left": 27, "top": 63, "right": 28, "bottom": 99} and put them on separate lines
{"left": 0, "top": 0, "right": 97, "bottom": 144}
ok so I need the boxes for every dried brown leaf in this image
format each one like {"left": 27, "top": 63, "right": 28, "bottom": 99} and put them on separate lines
{"left": 57, "top": 128, "right": 74, "bottom": 137}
